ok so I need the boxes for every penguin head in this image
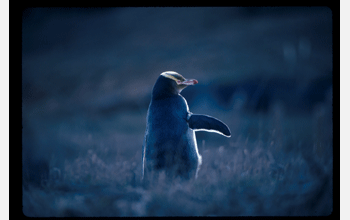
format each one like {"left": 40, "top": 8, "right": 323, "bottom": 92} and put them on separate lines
{"left": 152, "top": 71, "right": 198, "bottom": 99}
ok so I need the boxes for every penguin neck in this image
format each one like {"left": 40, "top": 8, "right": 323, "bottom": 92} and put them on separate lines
{"left": 151, "top": 76, "right": 179, "bottom": 100}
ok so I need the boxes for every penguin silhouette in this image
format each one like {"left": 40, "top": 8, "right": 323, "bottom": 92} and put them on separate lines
{"left": 142, "top": 71, "right": 231, "bottom": 182}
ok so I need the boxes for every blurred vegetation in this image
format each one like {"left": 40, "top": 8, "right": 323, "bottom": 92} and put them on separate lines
{"left": 22, "top": 7, "right": 333, "bottom": 216}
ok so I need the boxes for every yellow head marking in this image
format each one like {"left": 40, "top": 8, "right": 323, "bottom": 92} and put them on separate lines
{"left": 160, "top": 71, "right": 185, "bottom": 84}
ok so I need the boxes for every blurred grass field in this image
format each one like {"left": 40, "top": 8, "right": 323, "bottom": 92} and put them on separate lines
{"left": 22, "top": 95, "right": 333, "bottom": 216}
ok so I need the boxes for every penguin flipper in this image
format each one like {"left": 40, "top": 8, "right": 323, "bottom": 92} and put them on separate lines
{"left": 188, "top": 114, "right": 231, "bottom": 137}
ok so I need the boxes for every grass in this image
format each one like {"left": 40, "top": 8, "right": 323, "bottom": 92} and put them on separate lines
{"left": 22, "top": 100, "right": 333, "bottom": 216}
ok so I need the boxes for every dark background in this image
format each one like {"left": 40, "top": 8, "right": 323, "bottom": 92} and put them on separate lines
{"left": 21, "top": 7, "right": 333, "bottom": 216}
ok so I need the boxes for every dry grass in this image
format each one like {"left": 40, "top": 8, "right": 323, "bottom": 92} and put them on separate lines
{"left": 22, "top": 102, "right": 333, "bottom": 216}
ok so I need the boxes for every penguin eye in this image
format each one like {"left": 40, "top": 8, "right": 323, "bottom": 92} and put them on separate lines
{"left": 176, "top": 80, "right": 182, "bottom": 85}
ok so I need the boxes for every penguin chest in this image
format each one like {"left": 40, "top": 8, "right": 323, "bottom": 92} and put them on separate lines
{"left": 147, "top": 111, "right": 189, "bottom": 157}
{"left": 148, "top": 97, "right": 188, "bottom": 139}
{"left": 146, "top": 126, "right": 198, "bottom": 173}
{"left": 146, "top": 98, "right": 198, "bottom": 169}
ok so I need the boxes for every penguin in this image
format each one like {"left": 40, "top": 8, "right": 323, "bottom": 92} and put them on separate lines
{"left": 142, "top": 71, "right": 231, "bottom": 182}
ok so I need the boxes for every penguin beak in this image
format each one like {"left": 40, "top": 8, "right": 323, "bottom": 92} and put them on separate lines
{"left": 177, "top": 79, "right": 198, "bottom": 86}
